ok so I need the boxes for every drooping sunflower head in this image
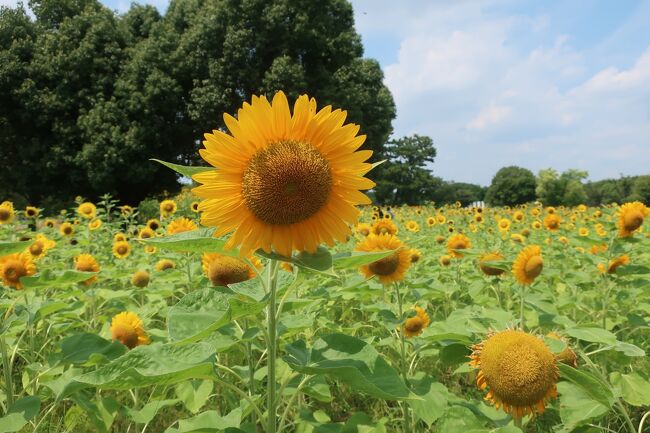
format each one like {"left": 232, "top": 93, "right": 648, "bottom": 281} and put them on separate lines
{"left": 60, "top": 222, "right": 74, "bottom": 236}
{"left": 0, "top": 253, "right": 36, "bottom": 290}
{"left": 192, "top": 92, "right": 374, "bottom": 257}
{"left": 543, "top": 214, "right": 561, "bottom": 231}
{"left": 356, "top": 234, "right": 411, "bottom": 284}
{"left": 131, "top": 270, "right": 150, "bottom": 288}
{"left": 201, "top": 253, "right": 259, "bottom": 287}
{"left": 77, "top": 202, "right": 96, "bottom": 219}
{"left": 155, "top": 259, "right": 175, "bottom": 271}
{"left": 113, "top": 241, "right": 132, "bottom": 259}
{"left": 617, "top": 202, "right": 649, "bottom": 237}
{"left": 403, "top": 306, "right": 430, "bottom": 338}
{"left": 110, "top": 312, "right": 149, "bottom": 349}
{"left": 479, "top": 252, "right": 505, "bottom": 276}
{"left": 166, "top": 217, "right": 197, "bottom": 235}
{"left": 74, "top": 253, "right": 100, "bottom": 285}
{"left": 469, "top": 329, "right": 559, "bottom": 419}
{"left": 160, "top": 199, "right": 177, "bottom": 217}
{"left": 356, "top": 223, "right": 372, "bottom": 237}
{"left": 146, "top": 219, "right": 161, "bottom": 231}
{"left": 603, "top": 254, "right": 630, "bottom": 274}
{"left": 0, "top": 202, "right": 15, "bottom": 225}
{"left": 372, "top": 219, "right": 398, "bottom": 236}
{"left": 512, "top": 245, "right": 543, "bottom": 285}
{"left": 25, "top": 206, "right": 39, "bottom": 218}
{"left": 88, "top": 219, "right": 102, "bottom": 231}
{"left": 447, "top": 234, "right": 471, "bottom": 258}
{"left": 546, "top": 332, "right": 578, "bottom": 368}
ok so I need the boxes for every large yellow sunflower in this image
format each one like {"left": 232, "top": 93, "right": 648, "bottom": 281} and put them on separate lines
{"left": 355, "top": 233, "right": 411, "bottom": 284}
{"left": 60, "top": 222, "right": 74, "bottom": 236}
{"left": 166, "top": 217, "right": 197, "bottom": 235}
{"left": 617, "top": 202, "right": 649, "bottom": 237}
{"left": 543, "top": 214, "right": 561, "bottom": 231}
{"left": 0, "top": 253, "right": 36, "bottom": 289}
{"left": 25, "top": 206, "right": 39, "bottom": 218}
{"left": 469, "top": 329, "right": 559, "bottom": 420}
{"left": 372, "top": 219, "right": 398, "bottom": 236}
{"left": 512, "top": 245, "right": 543, "bottom": 285}
{"left": 201, "top": 253, "right": 261, "bottom": 286}
{"left": 110, "top": 312, "right": 149, "bottom": 349}
{"left": 192, "top": 91, "right": 375, "bottom": 257}
{"left": 74, "top": 253, "right": 100, "bottom": 285}
{"left": 112, "top": 241, "right": 131, "bottom": 259}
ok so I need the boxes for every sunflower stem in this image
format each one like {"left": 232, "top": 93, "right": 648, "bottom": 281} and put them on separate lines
{"left": 0, "top": 336, "right": 14, "bottom": 411}
{"left": 266, "top": 260, "right": 280, "bottom": 433}
{"left": 393, "top": 282, "right": 412, "bottom": 433}
{"left": 514, "top": 417, "right": 523, "bottom": 429}
{"left": 519, "top": 285, "right": 526, "bottom": 331}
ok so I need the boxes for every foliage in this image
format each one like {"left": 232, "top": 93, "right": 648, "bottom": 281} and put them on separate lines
{"left": 484, "top": 166, "right": 537, "bottom": 206}
{"left": 431, "top": 181, "right": 487, "bottom": 206}
{"left": 0, "top": 0, "right": 394, "bottom": 206}
{"left": 585, "top": 176, "right": 637, "bottom": 206}
{"left": 536, "top": 169, "right": 588, "bottom": 206}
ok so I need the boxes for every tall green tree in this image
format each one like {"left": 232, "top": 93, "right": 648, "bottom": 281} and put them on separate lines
{"left": 0, "top": 0, "right": 395, "bottom": 206}
{"left": 485, "top": 166, "right": 536, "bottom": 206}
{"left": 372, "top": 134, "right": 438, "bottom": 205}
{"left": 536, "top": 168, "right": 588, "bottom": 206}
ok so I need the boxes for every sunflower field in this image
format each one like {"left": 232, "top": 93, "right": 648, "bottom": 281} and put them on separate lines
{"left": 1, "top": 92, "right": 650, "bottom": 433}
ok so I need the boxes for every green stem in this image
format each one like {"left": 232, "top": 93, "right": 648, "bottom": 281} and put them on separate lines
{"left": 616, "top": 400, "right": 637, "bottom": 433}
{"left": 519, "top": 285, "right": 526, "bottom": 331}
{"left": 394, "top": 282, "right": 412, "bottom": 433}
{"left": 0, "top": 337, "right": 14, "bottom": 410}
{"left": 245, "top": 320, "right": 257, "bottom": 426}
{"left": 514, "top": 417, "right": 523, "bottom": 429}
{"left": 266, "top": 260, "right": 279, "bottom": 433}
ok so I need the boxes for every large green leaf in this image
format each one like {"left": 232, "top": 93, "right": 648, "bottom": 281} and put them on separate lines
{"left": 556, "top": 382, "right": 609, "bottom": 433}
{"left": 164, "top": 409, "right": 242, "bottom": 433}
{"left": 0, "top": 396, "right": 40, "bottom": 433}
{"left": 0, "top": 240, "right": 31, "bottom": 256}
{"left": 565, "top": 327, "right": 618, "bottom": 345}
{"left": 257, "top": 246, "right": 336, "bottom": 276}
{"left": 151, "top": 158, "right": 212, "bottom": 178}
{"left": 74, "top": 343, "right": 216, "bottom": 390}
{"left": 408, "top": 376, "right": 449, "bottom": 427}
{"left": 284, "top": 333, "right": 411, "bottom": 400}
{"left": 127, "top": 399, "right": 180, "bottom": 424}
{"left": 143, "top": 228, "right": 238, "bottom": 256}
{"left": 175, "top": 380, "right": 214, "bottom": 414}
{"left": 21, "top": 270, "right": 98, "bottom": 289}
{"left": 168, "top": 288, "right": 265, "bottom": 344}
{"left": 558, "top": 363, "right": 614, "bottom": 408}
{"left": 332, "top": 250, "right": 396, "bottom": 269}
{"left": 58, "top": 333, "right": 127, "bottom": 365}
{"left": 609, "top": 372, "right": 650, "bottom": 406}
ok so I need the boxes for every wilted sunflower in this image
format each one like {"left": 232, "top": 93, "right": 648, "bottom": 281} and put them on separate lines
{"left": 25, "top": 206, "right": 39, "bottom": 218}
{"left": 113, "top": 241, "right": 131, "bottom": 259}
{"left": 0, "top": 253, "right": 36, "bottom": 289}
{"left": 617, "top": 202, "right": 649, "bottom": 237}
{"left": 167, "top": 217, "right": 197, "bottom": 235}
{"left": 74, "top": 254, "right": 100, "bottom": 285}
{"left": 469, "top": 329, "right": 559, "bottom": 420}
{"left": 512, "top": 245, "right": 543, "bottom": 285}
{"left": 356, "top": 223, "right": 372, "bottom": 237}
{"left": 27, "top": 234, "right": 55, "bottom": 260}
{"left": 402, "top": 306, "right": 430, "bottom": 338}
{"left": 155, "top": 259, "right": 175, "bottom": 271}
{"left": 110, "top": 312, "right": 149, "bottom": 349}
{"left": 0, "top": 202, "right": 15, "bottom": 225}
{"left": 479, "top": 252, "right": 505, "bottom": 276}
{"left": 160, "top": 199, "right": 177, "bottom": 217}
{"left": 447, "top": 234, "right": 471, "bottom": 258}
{"left": 60, "top": 222, "right": 74, "bottom": 236}
{"left": 543, "top": 214, "right": 561, "bottom": 231}
{"left": 372, "top": 219, "right": 398, "bottom": 236}
{"left": 356, "top": 234, "right": 411, "bottom": 284}
{"left": 202, "top": 253, "right": 261, "bottom": 286}
{"left": 131, "top": 270, "right": 150, "bottom": 288}
{"left": 192, "top": 91, "right": 374, "bottom": 257}
{"left": 435, "top": 235, "right": 446, "bottom": 245}
{"left": 88, "top": 219, "right": 102, "bottom": 231}
{"left": 146, "top": 219, "right": 161, "bottom": 231}
{"left": 77, "top": 202, "right": 96, "bottom": 219}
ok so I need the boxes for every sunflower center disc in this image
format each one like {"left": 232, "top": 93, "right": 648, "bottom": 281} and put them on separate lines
{"left": 404, "top": 317, "right": 423, "bottom": 333}
{"left": 30, "top": 242, "right": 44, "bottom": 256}
{"left": 524, "top": 255, "right": 543, "bottom": 279}
{"left": 624, "top": 211, "right": 643, "bottom": 232}
{"left": 242, "top": 140, "right": 332, "bottom": 225}
{"left": 369, "top": 253, "right": 400, "bottom": 276}
{"left": 0, "top": 209, "right": 10, "bottom": 221}
{"left": 3, "top": 261, "right": 24, "bottom": 283}
{"left": 208, "top": 257, "right": 251, "bottom": 286}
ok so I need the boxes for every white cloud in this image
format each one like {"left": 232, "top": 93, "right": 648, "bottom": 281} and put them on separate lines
{"left": 467, "top": 105, "right": 512, "bottom": 130}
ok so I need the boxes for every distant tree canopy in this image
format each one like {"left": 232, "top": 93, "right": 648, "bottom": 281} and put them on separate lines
{"left": 536, "top": 168, "right": 588, "bottom": 206}
{"left": 0, "top": 0, "right": 395, "bottom": 206}
{"left": 484, "top": 166, "right": 537, "bottom": 206}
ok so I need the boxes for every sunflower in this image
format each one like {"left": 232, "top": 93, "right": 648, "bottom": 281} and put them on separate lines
{"left": 402, "top": 306, "right": 430, "bottom": 338}
{"left": 439, "top": 255, "right": 452, "bottom": 266}
{"left": 435, "top": 235, "right": 446, "bottom": 245}
{"left": 513, "top": 211, "right": 524, "bottom": 222}
{"left": 0, "top": 253, "right": 36, "bottom": 289}
{"left": 447, "top": 234, "right": 471, "bottom": 258}
{"left": 512, "top": 245, "right": 543, "bottom": 285}
{"left": 113, "top": 241, "right": 131, "bottom": 259}
{"left": 355, "top": 223, "right": 372, "bottom": 237}
{"left": 77, "top": 202, "right": 96, "bottom": 219}
{"left": 543, "top": 214, "right": 561, "bottom": 231}
{"left": 599, "top": 254, "right": 630, "bottom": 274}
{"left": 110, "top": 312, "right": 149, "bottom": 349}
{"left": 356, "top": 234, "right": 411, "bottom": 284}
{"left": 74, "top": 254, "right": 100, "bottom": 285}
{"left": 531, "top": 221, "right": 542, "bottom": 230}
{"left": 27, "top": 234, "right": 55, "bottom": 260}
{"left": 372, "top": 219, "right": 398, "bottom": 236}
{"left": 192, "top": 91, "right": 374, "bottom": 257}
{"left": 60, "top": 222, "right": 74, "bottom": 236}
{"left": 190, "top": 201, "right": 200, "bottom": 213}
{"left": 280, "top": 262, "right": 294, "bottom": 273}
{"left": 474, "top": 214, "right": 484, "bottom": 224}
{"left": 88, "top": 219, "right": 102, "bottom": 231}
{"left": 546, "top": 332, "right": 578, "bottom": 368}
{"left": 578, "top": 227, "right": 589, "bottom": 236}
{"left": 201, "top": 253, "right": 261, "bottom": 286}
{"left": 25, "top": 206, "right": 39, "bottom": 218}
{"left": 406, "top": 220, "right": 420, "bottom": 232}
{"left": 0, "top": 202, "right": 15, "bottom": 225}
{"left": 144, "top": 245, "right": 156, "bottom": 254}
{"left": 114, "top": 232, "right": 127, "bottom": 242}
{"left": 409, "top": 248, "right": 422, "bottom": 263}
{"left": 146, "top": 219, "right": 161, "bottom": 231}
{"left": 155, "top": 259, "right": 175, "bottom": 271}
{"left": 120, "top": 205, "right": 134, "bottom": 217}
{"left": 498, "top": 218, "right": 511, "bottom": 232}
{"left": 160, "top": 199, "right": 177, "bottom": 217}
{"left": 511, "top": 233, "right": 525, "bottom": 244}
{"left": 479, "top": 252, "right": 505, "bottom": 276}
{"left": 531, "top": 208, "right": 541, "bottom": 217}
{"left": 617, "top": 202, "right": 649, "bottom": 237}
{"left": 469, "top": 330, "right": 559, "bottom": 420}
{"left": 546, "top": 206, "right": 556, "bottom": 214}
{"left": 43, "top": 218, "right": 56, "bottom": 229}
{"left": 436, "top": 214, "right": 446, "bottom": 224}
{"left": 131, "top": 270, "right": 150, "bottom": 288}
{"left": 167, "top": 217, "right": 197, "bottom": 235}
{"left": 138, "top": 227, "right": 156, "bottom": 240}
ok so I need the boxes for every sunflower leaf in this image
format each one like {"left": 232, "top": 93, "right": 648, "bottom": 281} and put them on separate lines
{"left": 151, "top": 159, "right": 212, "bottom": 178}
{"left": 0, "top": 240, "right": 31, "bottom": 256}
{"left": 143, "top": 228, "right": 239, "bottom": 256}
{"left": 332, "top": 250, "right": 396, "bottom": 269}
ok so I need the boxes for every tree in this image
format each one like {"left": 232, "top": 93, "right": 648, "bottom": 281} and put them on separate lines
{"left": 0, "top": 0, "right": 395, "bottom": 206}
{"left": 629, "top": 175, "right": 650, "bottom": 204}
{"left": 536, "top": 168, "right": 588, "bottom": 206}
{"left": 372, "top": 134, "right": 438, "bottom": 205}
{"left": 485, "top": 166, "right": 536, "bottom": 206}
{"left": 431, "top": 182, "right": 486, "bottom": 206}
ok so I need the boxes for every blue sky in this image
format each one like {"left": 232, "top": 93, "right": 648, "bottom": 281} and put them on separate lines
{"left": 4, "top": 0, "right": 650, "bottom": 185}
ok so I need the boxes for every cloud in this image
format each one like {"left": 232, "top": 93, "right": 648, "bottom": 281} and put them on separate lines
{"left": 467, "top": 105, "right": 512, "bottom": 130}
